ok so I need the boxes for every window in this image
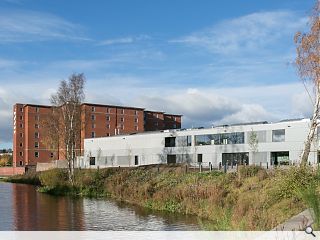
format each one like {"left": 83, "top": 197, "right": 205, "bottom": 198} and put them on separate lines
{"left": 106, "top": 133, "right": 110, "bottom": 136}
{"left": 35, "top": 107, "right": 39, "bottom": 113}
{"left": 120, "top": 109, "right": 124, "bottom": 114}
{"left": 106, "top": 124, "right": 110, "bottom": 129}
{"left": 50, "top": 152, "right": 54, "bottom": 158}
{"left": 272, "top": 129, "right": 285, "bottom": 142}
{"left": 165, "top": 137, "right": 176, "bottom": 147}
{"left": 35, "top": 142, "right": 39, "bottom": 148}
{"left": 134, "top": 118, "right": 138, "bottom": 123}
{"left": 134, "top": 110, "right": 138, "bottom": 116}
{"left": 177, "top": 136, "right": 192, "bottom": 146}
{"left": 19, "top": 116, "right": 23, "bottom": 120}
{"left": 20, "top": 123, "right": 23, "bottom": 128}
{"left": 195, "top": 133, "right": 245, "bottom": 146}
{"left": 106, "top": 115, "right": 110, "bottom": 121}
{"left": 174, "top": 117, "right": 177, "bottom": 121}
{"left": 19, "top": 143, "right": 23, "bottom": 147}
{"left": 35, "top": 124, "right": 39, "bottom": 129}
{"left": 135, "top": 156, "right": 139, "bottom": 165}
{"left": 187, "top": 136, "right": 192, "bottom": 146}
{"left": 92, "top": 106, "right": 95, "bottom": 112}
{"left": 120, "top": 117, "right": 124, "bottom": 122}
{"left": 89, "top": 157, "right": 95, "bottom": 165}
{"left": 222, "top": 152, "right": 249, "bottom": 166}
{"left": 197, "top": 154, "right": 203, "bottom": 163}
{"left": 167, "top": 154, "right": 176, "bottom": 164}
{"left": 19, "top": 161, "right": 23, "bottom": 166}
{"left": 106, "top": 107, "right": 110, "bottom": 113}
{"left": 20, "top": 133, "right": 23, "bottom": 138}
{"left": 19, "top": 152, "right": 23, "bottom": 157}
{"left": 135, "top": 126, "right": 138, "bottom": 131}
{"left": 92, "top": 123, "right": 96, "bottom": 129}
{"left": 35, "top": 152, "right": 39, "bottom": 158}
{"left": 91, "top": 115, "right": 95, "bottom": 121}
{"left": 91, "top": 132, "right": 95, "bottom": 138}
{"left": 35, "top": 115, "right": 40, "bottom": 121}
{"left": 120, "top": 124, "right": 124, "bottom": 130}
{"left": 20, "top": 107, "right": 23, "bottom": 112}
{"left": 35, "top": 132, "right": 39, "bottom": 139}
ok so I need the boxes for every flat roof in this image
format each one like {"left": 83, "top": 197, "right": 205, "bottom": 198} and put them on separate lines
{"left": 82, "top": 102, "right": 145, "bottom": 110}
{"left": 23, "top": 103, "right": 52, "bottom": 108}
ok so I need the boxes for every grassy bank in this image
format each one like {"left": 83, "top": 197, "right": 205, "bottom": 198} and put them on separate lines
{"left": 6, "top": 165, "right": 320, "bottom": 230}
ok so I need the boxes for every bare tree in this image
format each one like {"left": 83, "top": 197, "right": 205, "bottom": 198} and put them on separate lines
{"left": 294, "top": 1, "right": 320, "bottom": 166}
{"left": 44, "top": 73, "right": 86, "bottom": 184}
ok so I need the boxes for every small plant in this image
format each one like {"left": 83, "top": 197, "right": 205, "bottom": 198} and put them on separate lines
{"left": 295, "top": 182, "right": 320, "bottom": 229}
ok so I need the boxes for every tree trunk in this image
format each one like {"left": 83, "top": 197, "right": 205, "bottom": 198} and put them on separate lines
{"left": 300, "top": 85, "right": 320, "bottom": 166}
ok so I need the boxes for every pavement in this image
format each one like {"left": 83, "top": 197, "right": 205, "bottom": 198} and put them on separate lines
{"left": 272, "top": 209, "right": 313, "bottom": 231}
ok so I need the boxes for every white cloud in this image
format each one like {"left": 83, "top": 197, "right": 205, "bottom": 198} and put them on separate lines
{"left": 0, "top": 10, "right": 88, "bottom": 43}
{"left": 98, "top": 34, "right": 150, "bottom": 46}
{"left": 170, "top": 10, "right": 307, "bottom": 55}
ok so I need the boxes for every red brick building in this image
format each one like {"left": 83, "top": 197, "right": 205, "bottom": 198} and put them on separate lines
{"left": 13, "top": 103, "right": 182, "bottom": 167}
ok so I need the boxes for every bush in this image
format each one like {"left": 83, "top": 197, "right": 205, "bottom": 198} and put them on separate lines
{"left": 272, "top": 166, "right": 316, "bottom": 200}
{"left": 39, "top": 169, "right": 68, "bottom": 189}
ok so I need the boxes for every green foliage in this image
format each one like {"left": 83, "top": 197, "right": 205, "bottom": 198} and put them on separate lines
{"left": 39, "top": 169, "right": 69, "bottom": 189}
{"left": 295, "top": 182, "right": 320, "bottom": 229}
{"left": 271, "top": 166, "right": 315, "bottom": 200}
{"left": 238, "top": 165, "right": 264, "bottom": 178}
{"left": 5, "top": 171, "right": 41, "bottom": 185}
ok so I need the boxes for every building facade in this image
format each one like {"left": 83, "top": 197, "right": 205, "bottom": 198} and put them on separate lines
{"left": 144, "top": 111, "right": 182, "bottom": 131}
{"left": 13, "top": 103, "right": 182, "bottom": 167}
{"left": 78, "top": 119, "right": 320, "bottom": 168}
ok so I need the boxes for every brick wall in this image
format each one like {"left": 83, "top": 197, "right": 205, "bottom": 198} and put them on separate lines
{"left": 0, "top": 167, "right": 25, "bottom": 176}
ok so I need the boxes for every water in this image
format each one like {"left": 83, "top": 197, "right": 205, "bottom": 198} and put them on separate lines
{"left": 0, "top": 182, "right": 201, "bottom": 231}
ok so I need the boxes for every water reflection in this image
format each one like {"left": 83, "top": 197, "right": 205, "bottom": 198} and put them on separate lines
{"left": 0, "top": 182, "right": 200, "bottom": 231}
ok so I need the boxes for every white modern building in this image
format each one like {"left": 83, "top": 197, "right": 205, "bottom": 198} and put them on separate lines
{"left": 77, "top": 118, "right": 320, "bottom": 168}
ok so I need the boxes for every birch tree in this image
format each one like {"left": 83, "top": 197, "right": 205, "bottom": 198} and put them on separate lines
{"left": 294, "top": 0, "right": 320, "bottom": 166}
{"left": 48, "top": 73, "right": 85, "bottom": 183}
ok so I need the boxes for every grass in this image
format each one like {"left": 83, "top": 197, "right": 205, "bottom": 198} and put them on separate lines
{"left": 5, "top": 165, "right": 320, "bottom": 230}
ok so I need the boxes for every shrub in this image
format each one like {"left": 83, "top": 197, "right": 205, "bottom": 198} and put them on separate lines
{"left": 39, "top": 169, "right": 68, "bottom": 189}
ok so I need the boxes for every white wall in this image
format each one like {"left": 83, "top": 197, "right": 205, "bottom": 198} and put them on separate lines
{"left": 77, "top": 119, "right": 319, "bottom": 168}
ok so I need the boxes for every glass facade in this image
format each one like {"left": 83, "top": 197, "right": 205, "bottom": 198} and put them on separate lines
{"left": 195, "top": 132, "right": 244, "bottom": 146}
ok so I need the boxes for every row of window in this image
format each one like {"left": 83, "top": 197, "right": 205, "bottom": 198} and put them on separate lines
{"left": 89, "top": 155, "right": 140, "bottom": 166}
{"left": 91, "top": 106, "right": 140, "bottom": 115}
{"left": 164, "top": 129, "right": 286, "bottom": 147}
{"left": 18, "top": 151, "right": 54, "bottom": 158}
{"left": 18, "top": 123, "right": 40, "bottom": 129}
{"left": 91, "top": 115, "right": 139, "bottom": 123}
{"left": 90, "top": 125, "right": 139, "bottom": 138}
{"left": 19, "top": 142, "right": 40, "bottom": 149}
{"left": 195, "top": 132, "right": 245, "bottom": 146}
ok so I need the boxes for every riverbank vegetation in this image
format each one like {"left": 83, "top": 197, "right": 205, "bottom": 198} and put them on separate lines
{"left": 4, "top": 165, "right": 320, "bottom": 230}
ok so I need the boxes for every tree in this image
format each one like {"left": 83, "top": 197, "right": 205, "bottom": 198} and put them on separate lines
{"left": 294, "top": 0, "right": 320, "bottom": 166}
{"left": 248, "top": 129, "right": 259, "bottom": 154}
{"left": 44, "top": 73, "right": 86, "bottom": 184}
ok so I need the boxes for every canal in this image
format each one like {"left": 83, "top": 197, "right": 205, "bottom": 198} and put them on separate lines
{"left": 0, "top": 182, "right": 201, "bottom": 230}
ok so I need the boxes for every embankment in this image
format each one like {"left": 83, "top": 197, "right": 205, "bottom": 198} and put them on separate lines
{"left": 5, "top": 165, "right": 319, "bottom": 230}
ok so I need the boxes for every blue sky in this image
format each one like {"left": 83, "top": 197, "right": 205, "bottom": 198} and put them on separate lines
{"left": 0, "top": 0, "right": 316, "bottom": 148}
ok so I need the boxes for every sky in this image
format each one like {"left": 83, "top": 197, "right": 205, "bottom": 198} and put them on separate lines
{"left": 0, "top": 0, "right": 316, "bottom": 149}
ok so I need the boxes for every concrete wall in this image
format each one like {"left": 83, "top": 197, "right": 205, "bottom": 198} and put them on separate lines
{"left": 0, "top": 167, "right": 25, "bottom": 176}
{"left": 36, "top": 160, "right": 68, "bottom": 172}
{"left": 78, "top": 119, "right": 319, "bottom": 169}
